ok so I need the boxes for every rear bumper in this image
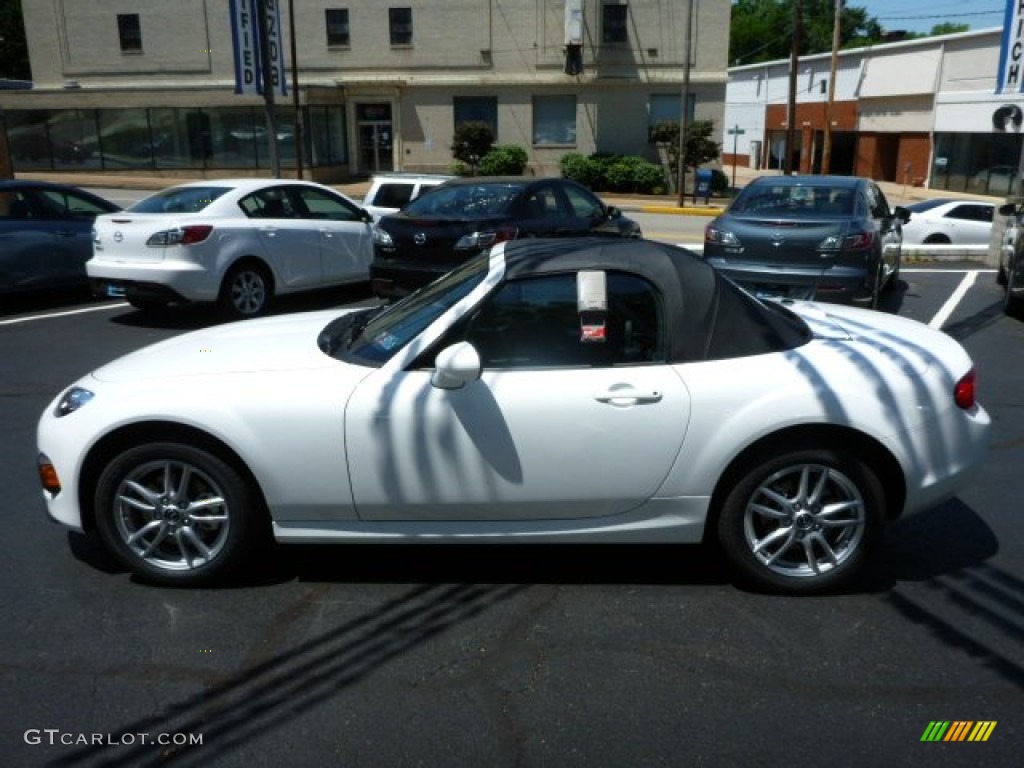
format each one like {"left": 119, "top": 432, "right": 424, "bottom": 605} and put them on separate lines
{"left": 86, "top": 258, "right": 219, "bottom": 303}
{"left": 705, "top": 258, "right": 873, "bottom": 302}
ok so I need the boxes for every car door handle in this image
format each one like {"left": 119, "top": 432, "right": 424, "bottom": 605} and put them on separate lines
{"left": 55, "top": 230, "right": 76, "bottom": 238}
{"left": 594, "top": 388, "right": 663, "bottom": 405}
{"left": 319, "top": 229, "right": 334, "bottom": 238}
{"left": 259, "top": 226, "right": 278, "bottom": 236}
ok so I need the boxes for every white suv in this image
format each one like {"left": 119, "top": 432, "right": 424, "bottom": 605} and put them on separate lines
{"left": 361, "top": 173, "right": 455, "bottom": 220}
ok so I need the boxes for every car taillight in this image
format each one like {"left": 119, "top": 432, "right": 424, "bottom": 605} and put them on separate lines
{"left": 954, "top": 368, "right": 976, "bottom": 410}
{"left": 147, "top": 225, "right": 214, "bottom": 246}
{"left": 818, "top": 231, "right": 875, "bottom": 251}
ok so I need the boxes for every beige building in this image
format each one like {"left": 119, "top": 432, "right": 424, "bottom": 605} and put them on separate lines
{"left": 0, "top": 1, "right": 730, "bottom": 183}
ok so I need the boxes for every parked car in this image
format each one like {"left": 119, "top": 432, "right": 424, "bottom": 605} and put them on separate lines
{"left": 0, "top": 180, "right": 120, "bottom": 295}
{"left": 361, "top": 172, "right": 455, "bottom": 220}
{"left": 370, "top": 176, "right": 642, "bottom": 299}
{"left": 900, "top": 199, "right": 994, "bottom": 245}
{"left": 38, "top": 237, "right": 989, "bottom": 594}
{"left": 997, "top": 201, "right": 1024, "bottom": 317}
{"left": 88, "top": 179, "right": 374, "bottom": 317}
{"left": 703, "top": 175, "right": 910, "bottom": 308}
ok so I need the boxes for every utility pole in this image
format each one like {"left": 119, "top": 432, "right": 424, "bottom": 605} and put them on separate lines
{"left": 676, "top": 0, "right": 694, "bottom": 207}
{"left": 289, "top": 0, "right": 304, "bottom": 178}
{"left": 784, "top": 0, "right": 802, "bottom": 175}
{"left": 821, "top": 0, "right": 841, "bottom": 175}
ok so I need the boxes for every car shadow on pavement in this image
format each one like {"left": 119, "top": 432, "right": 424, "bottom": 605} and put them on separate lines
{"left": 107, "top": 283, "right": 378, "bottom": 331}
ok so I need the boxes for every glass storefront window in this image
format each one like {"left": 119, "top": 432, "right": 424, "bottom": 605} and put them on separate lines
{"left": 6, "top": 105, "right": 347, "bottom": 172}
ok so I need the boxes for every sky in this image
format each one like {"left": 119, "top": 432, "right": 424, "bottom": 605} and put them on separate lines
{"left": 854, "top": 0, "right": 1005, "bottom": 35}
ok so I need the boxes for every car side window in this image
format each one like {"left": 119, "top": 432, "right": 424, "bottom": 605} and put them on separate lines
{"left": 373, "top": 183, "right": 415, "bottom": 209}
{"left": 866, "top": 184, "right": 891, "bottom": 219}
{"left": 523, "top": 185, "right": 563, "bottom": 220}
{"left": 242, "top": 189, "right": 297, "bottom": 219}
{"left": 40, "top": 190, "right": 109, "bottom": 218}
{"left": 292, "top": 187, "right": 363, "bottom": 222}
{"left": 0, "top": 191, "right": 33, "bottom": 219}
{"left": 444, "top": 272, "right": 664, "bottom": 369}
{"left": 947, "top": 204, "right": 993, "bottom": 223}
{"left": 562, "top": 184, "right": 606, "bottom": 220}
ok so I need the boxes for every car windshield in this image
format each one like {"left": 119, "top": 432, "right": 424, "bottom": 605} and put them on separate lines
{"left": 342, "top": 255, "right": 490, "bottom": 365}
{"left": 128, "top": 186, "right": 232, "bottom": 214}
{"left": 730, "top": 184, "right": 855, "bottom": 216}
{"left": 402, "top": 183, "right": 522, "bottom": 217}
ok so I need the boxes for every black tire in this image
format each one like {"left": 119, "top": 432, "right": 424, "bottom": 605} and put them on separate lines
{"left": 220, "top": 262, "right": 272, "bottom": 318}
{"left": 94, "top": 443, "right": 265, "bottom": 586}
{"left": 716, "top": 447, "right": 884, "bottom": 594}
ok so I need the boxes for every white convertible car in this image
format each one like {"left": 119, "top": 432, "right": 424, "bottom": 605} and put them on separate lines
{"left": 38, "top": 238, "right": 991, "bottom": 593}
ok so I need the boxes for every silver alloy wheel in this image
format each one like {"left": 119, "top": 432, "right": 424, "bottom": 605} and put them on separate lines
{"left": 743, "top": 462, "right": 866, "bottom": 579}
{"left": 111, "top": 458, "right": 231, "bottom": 573}
{"left": 229, "top": 269, "right": 267, "bottom": 315}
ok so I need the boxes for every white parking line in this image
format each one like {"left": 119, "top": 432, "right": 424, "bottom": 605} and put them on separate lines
{"left": 927, "top": 271, "right": 979, "bottom": 329}
{"left": 0, "top": 302, "right": 128, "bottom": 326}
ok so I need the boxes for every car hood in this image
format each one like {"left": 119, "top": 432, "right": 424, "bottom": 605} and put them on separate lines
{"left": 90, "top": 309, "right": 358, "bottom": 383}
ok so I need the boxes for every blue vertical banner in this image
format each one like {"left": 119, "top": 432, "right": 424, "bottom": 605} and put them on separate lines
{"left": 230, "top": 0, "right": 259, "bottom": 95}
{"left": 996, "top": 0, "right": 1024, "bottom": 93}
{"left": 230, "top": 0, "right": 287, "bottom": 97}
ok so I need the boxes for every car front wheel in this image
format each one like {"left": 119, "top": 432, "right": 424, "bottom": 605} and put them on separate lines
{"left": 717, "top": 448, "right": 883, "bottom": 594}
{"left": 94, "top": 443, "right": 264, "bottom": 586}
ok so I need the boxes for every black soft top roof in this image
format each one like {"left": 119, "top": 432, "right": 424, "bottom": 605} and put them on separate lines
{"left": 499, "top": 237, "right": 810, "bottom": 363}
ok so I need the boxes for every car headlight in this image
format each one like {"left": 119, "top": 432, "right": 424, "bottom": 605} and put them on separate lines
{"left": 372, "top": 226, "right": 395, "bottom": 249}
{"left": 54, "top": 386, "right": 94, "bottom": 418}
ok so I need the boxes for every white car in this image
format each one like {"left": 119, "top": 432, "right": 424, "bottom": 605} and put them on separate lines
{"left": 900, "top": 198, "right": 995, "bottom": 246}
{"left": 360, "top": 172, "right": 455, "bottom": 220}
{"left": 38, "top": 238, "right": 990, "bottom": 594}
{"left": 88, "top": 179, "right": 374, "bottom": 317}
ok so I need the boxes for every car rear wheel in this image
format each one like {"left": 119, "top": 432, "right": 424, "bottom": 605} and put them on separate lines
{"left": 923, "top": 234, "right": 950, "bottom": 245}
{"left": 220, "top": 262, "right": 272, "bottom": 317}
{"left": 716, "top": 448, "right": 883, "bottom": 594}
{"left": 94, "top": 443, "right": 264, "bottom": 586}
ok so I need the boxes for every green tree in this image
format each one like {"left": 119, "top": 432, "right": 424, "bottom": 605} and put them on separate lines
{"left": 451, "top": 121, "right": 495, "bottom": 168}
{"left": 729, "top": 1, "right": 885, "bottom": 66}
{"left": 649, "top": 119, "right": 721, "bottom": 180}
{"left": 930, "top": 22, "right": 969, "bottom": 37}
{"left": 0, "top": 0, "right": 30, "bottom": 81}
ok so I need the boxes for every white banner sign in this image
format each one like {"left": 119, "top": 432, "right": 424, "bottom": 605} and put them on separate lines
{"left": 997, "top": 0, "right": 1024, "bottom": 93}
{"left": 230, "top": 0, "right": 287, "bottom": 97}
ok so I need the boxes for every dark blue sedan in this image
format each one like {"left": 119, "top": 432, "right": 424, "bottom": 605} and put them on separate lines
{"left": 0, "top": 180, "right": 120, "bottom": 295}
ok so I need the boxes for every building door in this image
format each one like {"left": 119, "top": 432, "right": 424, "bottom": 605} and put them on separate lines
{"left": 356, "top": 103, "right": 393, "bottom": 173}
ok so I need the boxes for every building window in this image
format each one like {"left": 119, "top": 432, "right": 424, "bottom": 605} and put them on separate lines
{"left": 389, "top": 8, "right": 412, "bottom": 46}
{"left": 647, "top": 93, "right": 696, "bottom": 139}
{"left": 325, "top": 9, "right": 350, "bottom": 47}
{"left": 117, "top": 14, "right": 142, "bottom": 53}
{"left": 532, "top": 95, "right": 577, "bottom": 145}
{"left": 454, "top": 97, "right": 498, "bottom": 137}
{"left": 602, "top": 4, "right": 628, "bottom": 44}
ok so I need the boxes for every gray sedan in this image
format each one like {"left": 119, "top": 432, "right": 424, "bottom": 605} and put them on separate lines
{"left": 703, "top": 175, "right": 910, "bottom": 308}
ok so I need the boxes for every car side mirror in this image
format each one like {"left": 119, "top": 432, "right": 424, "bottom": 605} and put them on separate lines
{"left": 999, "top": 202, "right": 1019, "bottom": 217}
{"left": 359, "top": 208, "right": 374, "bottom": 223}
{"left": 607, "top": 205, "right": 622, "bottom": 219}
{"left": 893, "top": 206, "right": 911, "bottom": 224}
{"left": 431, "top": 342, "right": 482, "bottom": 389}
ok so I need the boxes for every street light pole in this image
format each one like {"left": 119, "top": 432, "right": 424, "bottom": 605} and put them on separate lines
{"left": 821, "top": 0, "right": 841, "bottom": 175}
{"left": 676, "top": 0, "right": 693, "bottom": 208}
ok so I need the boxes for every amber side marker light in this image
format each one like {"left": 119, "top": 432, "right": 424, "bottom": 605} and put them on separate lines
{"left": 37, "top": 454, "right": 61, "bottom": 495}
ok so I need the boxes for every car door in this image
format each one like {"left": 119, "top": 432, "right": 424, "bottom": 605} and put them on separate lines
{"left": 345, "top": 271, "right": 690, "bottom": 521}
{"left": 34, "top": 187, "right": 116, "bottom": 285}
{"left": 866, "top": 182, "right": 901, "bottom": 280}
{"left": 291, "top": 185, "right": 372, "bottom": 283}
{"left": 0, "top": 188, "right": 55, "bottom": 291}
{"left": 242, "top": 186, "right": 323, "bottom": 289}
{"left": 519, "top": 181, "right": 576, "bottom": 237}
{"left": 942, "top": 203, "right": 994, "bottom": 245}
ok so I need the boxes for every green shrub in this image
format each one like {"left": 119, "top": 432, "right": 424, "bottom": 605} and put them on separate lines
{"left": 479, "top": 144, "right": 529, "bottom": 175}
{"left": 605, "top": 155, "right": 665, "bottom": 193}
{"left": 560, "top": 152, "right": 603, "bottom": 189}
{"left": 710, "top": 168, "right": 730, "bottom": 195}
